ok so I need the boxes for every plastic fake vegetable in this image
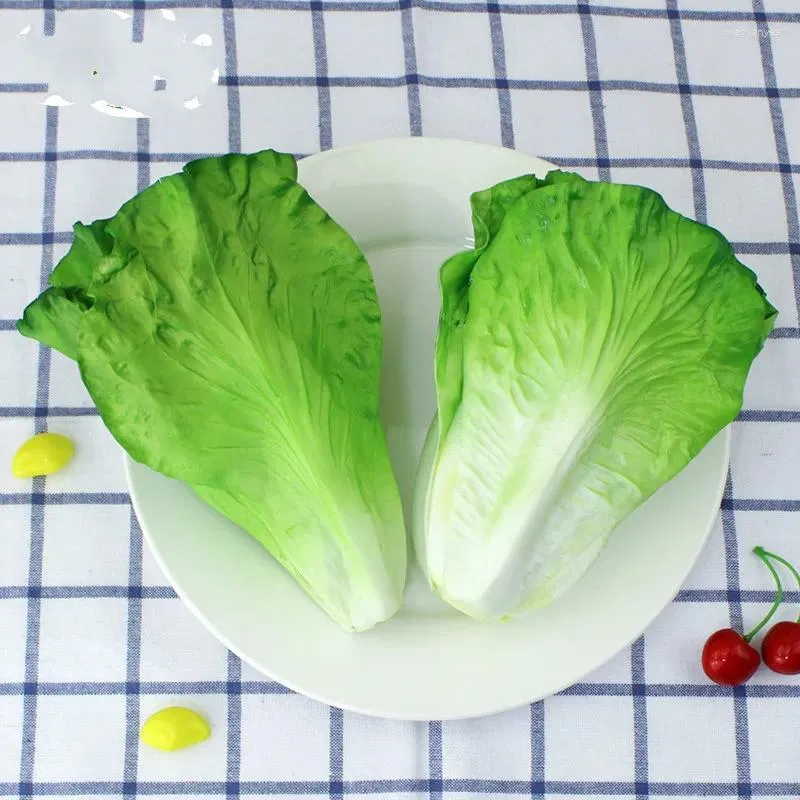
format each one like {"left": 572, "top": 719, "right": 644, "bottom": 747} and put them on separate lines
{"left": 17, "top": 150, "right": 406, "bottom": 632}
{"left": 415, "top": 171, "right": 775, "bottom": 621}
{"left": 140, "top": 706, "right": 210, "bottom": 751}
{"left": 12, "top": 432, "right": 75, "bottom": 478}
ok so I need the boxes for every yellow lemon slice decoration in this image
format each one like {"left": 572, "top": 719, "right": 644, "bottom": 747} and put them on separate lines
{"left": 12, "top": 433, "right": 75, "bottom": 478}
{"left": 140, "top": 707, "right": 211, "bottom": 752}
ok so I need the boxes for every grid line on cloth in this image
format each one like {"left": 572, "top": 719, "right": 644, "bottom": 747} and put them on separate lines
{"left": 131, "top": 0, "right": 145, "bottom": 42}
{"left": 573, "top": 5, "right": 645, "bottom": 792}
{"left": 120, "top": 122, "right": 150, "bottom": 800}
{"left": 665, "top": 0, "right": 707, "bottom": 226}
{"left": 222, "top": 75, "right": 800, "bottom": 96}
{"left": 577, "top": 3, "right": 610, "bottom": 180}
{"left": 6, "top": 488, "right": 800, "bottom": 507}
{"left": 1, "top": 679, "right": 800, "bottom": 701}
{"left": 428, "top": 721, "right": 443, "bottom": 800}
{"left": 721, "top": 473, "right": 753, "bottom": 800}
{"left": 15, "top": 405, "right": 800, "bottom": 420}
{"left": 226, "top": 651, "right": 243, "bottom": 800}
{"left": 0, "top": 779, "right": 798, "bottom": 795}
{"left": 658, "top": 18, "right": 757, "bottom": 791}
{"left": 305, "top": 9, "right": 338, "bottom": 793}
{"left": 400, "top": 0, "right": 422, "bottom": 135}
{"left": 311, "top": 0, "right": 333, "bottom": 150}
{"left": 530, "top": 701, "right": 545, "bottom": 800}
{"left": 42, "top": 0, "right": 54, "bottom": 36}
{"left": 631, "top": 637, "right": 648, "bottom": 800}
{"left": 487, "top": 2, "right": 514, "bottom": 149}
{"left": 1, "top": 235, "right": 799, "bottom": 252}
{"left": 329, "top": 707, "right": 344, "bottom": 800}
{"left": 0, "top": 681, "right": 293, "bottom": 697}
{"left": 3, "top": 586, "right": 800, "bottom": 603}
{"left": 222, "top": 0, "right": 243, "bottom": 152}
{"left": 5, "top": 149, "right": 800, "bottom": 166}
{"left": 122, "top": 510, "right": 144, "bottom": 800}
{"left": 752, "top": 0, "right": 800, "bottom": 322}
{"left": 0, "top": 1, "right": 796, "bottom": 22}
{"left": 0, "top": 82, "right": 48, "bottom": 92}
{"left": 725, "top": 7, "right": 800, "bottom": 794}
{"left": 17, "top": 103, "right": 59, "bottom": 799}
{"left": 3, "top": 233, "right": 798, "bottom": 247}
{"left": 0, "top": 407, "right": 100, "bottom": 417}
{"left": 0, "top": 492, "right": 131, "bottom": 505}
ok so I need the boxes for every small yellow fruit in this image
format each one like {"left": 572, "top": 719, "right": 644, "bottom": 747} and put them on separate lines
{"left": 12, "top": 433, "right": 75, "bottom": 478}
{"left": 140, "top": 707, "right": 211, "bottom": 752}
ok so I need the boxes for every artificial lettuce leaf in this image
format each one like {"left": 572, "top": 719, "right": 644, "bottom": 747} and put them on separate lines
{"left": 51, "top": 219, "right": 115, "bottom": 288}
{"left": 417, "top": 173, "right": 775, "bottom": 620}
{"left": 435, "top": 170, "right": 589, "bottom": 443}
{"left": 17, "top": 219, "right": 116, "bottom": 358}
{"left": 17, "top": 286, "right": 88, "bottom": 360}
{"left": 18, "top": 150, "right": 406, "bottom": 632}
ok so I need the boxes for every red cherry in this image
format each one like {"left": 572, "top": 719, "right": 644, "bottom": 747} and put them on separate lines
{"left": 701, "top": 628, "right": 761, "bottom": 686}
{"left": 761, "top": 620, "right": 800, "bottom": 675}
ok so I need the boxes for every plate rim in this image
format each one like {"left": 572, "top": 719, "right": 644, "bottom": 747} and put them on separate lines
{"left": 128, "top": 433, "right": 730, "bottom": 720}
{"left": 126, "top": 137, "right": 733, "bottom": 720}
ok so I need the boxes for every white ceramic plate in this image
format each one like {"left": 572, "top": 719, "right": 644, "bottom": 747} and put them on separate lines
{"left": 127, "top": 138, "right": 730, "bottom": 720}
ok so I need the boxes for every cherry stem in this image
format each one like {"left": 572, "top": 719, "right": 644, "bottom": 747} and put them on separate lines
{"left": 755, "top": 546, "right": 800, "bottom": 624}
{"left": 744, "top": 546, "right": 784, "bottom": 642}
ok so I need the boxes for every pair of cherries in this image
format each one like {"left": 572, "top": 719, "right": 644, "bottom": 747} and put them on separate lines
{"left": 702, "top": 546, "right": 800, "bottom": 686}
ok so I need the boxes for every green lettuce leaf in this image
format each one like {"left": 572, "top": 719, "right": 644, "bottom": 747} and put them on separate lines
{"left": 18, "top": 150, "right": 406, "bottom": 632}
{"left": 416, "top": 172, "right": 775, "bottom": 620}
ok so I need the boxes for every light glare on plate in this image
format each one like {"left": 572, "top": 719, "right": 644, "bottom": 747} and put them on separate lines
{"left": 42, "top": 95, "right": 74, "bottom": 107}
{"left": 91, "top": 100, "right": 148, "bottom": 119}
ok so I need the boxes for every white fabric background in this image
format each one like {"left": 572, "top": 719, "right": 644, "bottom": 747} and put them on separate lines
{"left": 1, "top": 2, "right": 799, "bottom": 797}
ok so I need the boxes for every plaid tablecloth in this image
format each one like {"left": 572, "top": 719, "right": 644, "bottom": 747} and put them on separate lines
{"left": 2, "top": 1, "right": 800, "bottom": 797}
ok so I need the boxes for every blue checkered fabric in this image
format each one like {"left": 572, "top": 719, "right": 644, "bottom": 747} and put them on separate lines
{"left": 1, "top": 1, "right": 800, "bottom": 797}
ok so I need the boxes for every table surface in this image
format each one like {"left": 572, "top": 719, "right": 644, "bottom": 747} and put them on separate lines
{"left": 1, "top": 2, "right": 800, "bottom": 797}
